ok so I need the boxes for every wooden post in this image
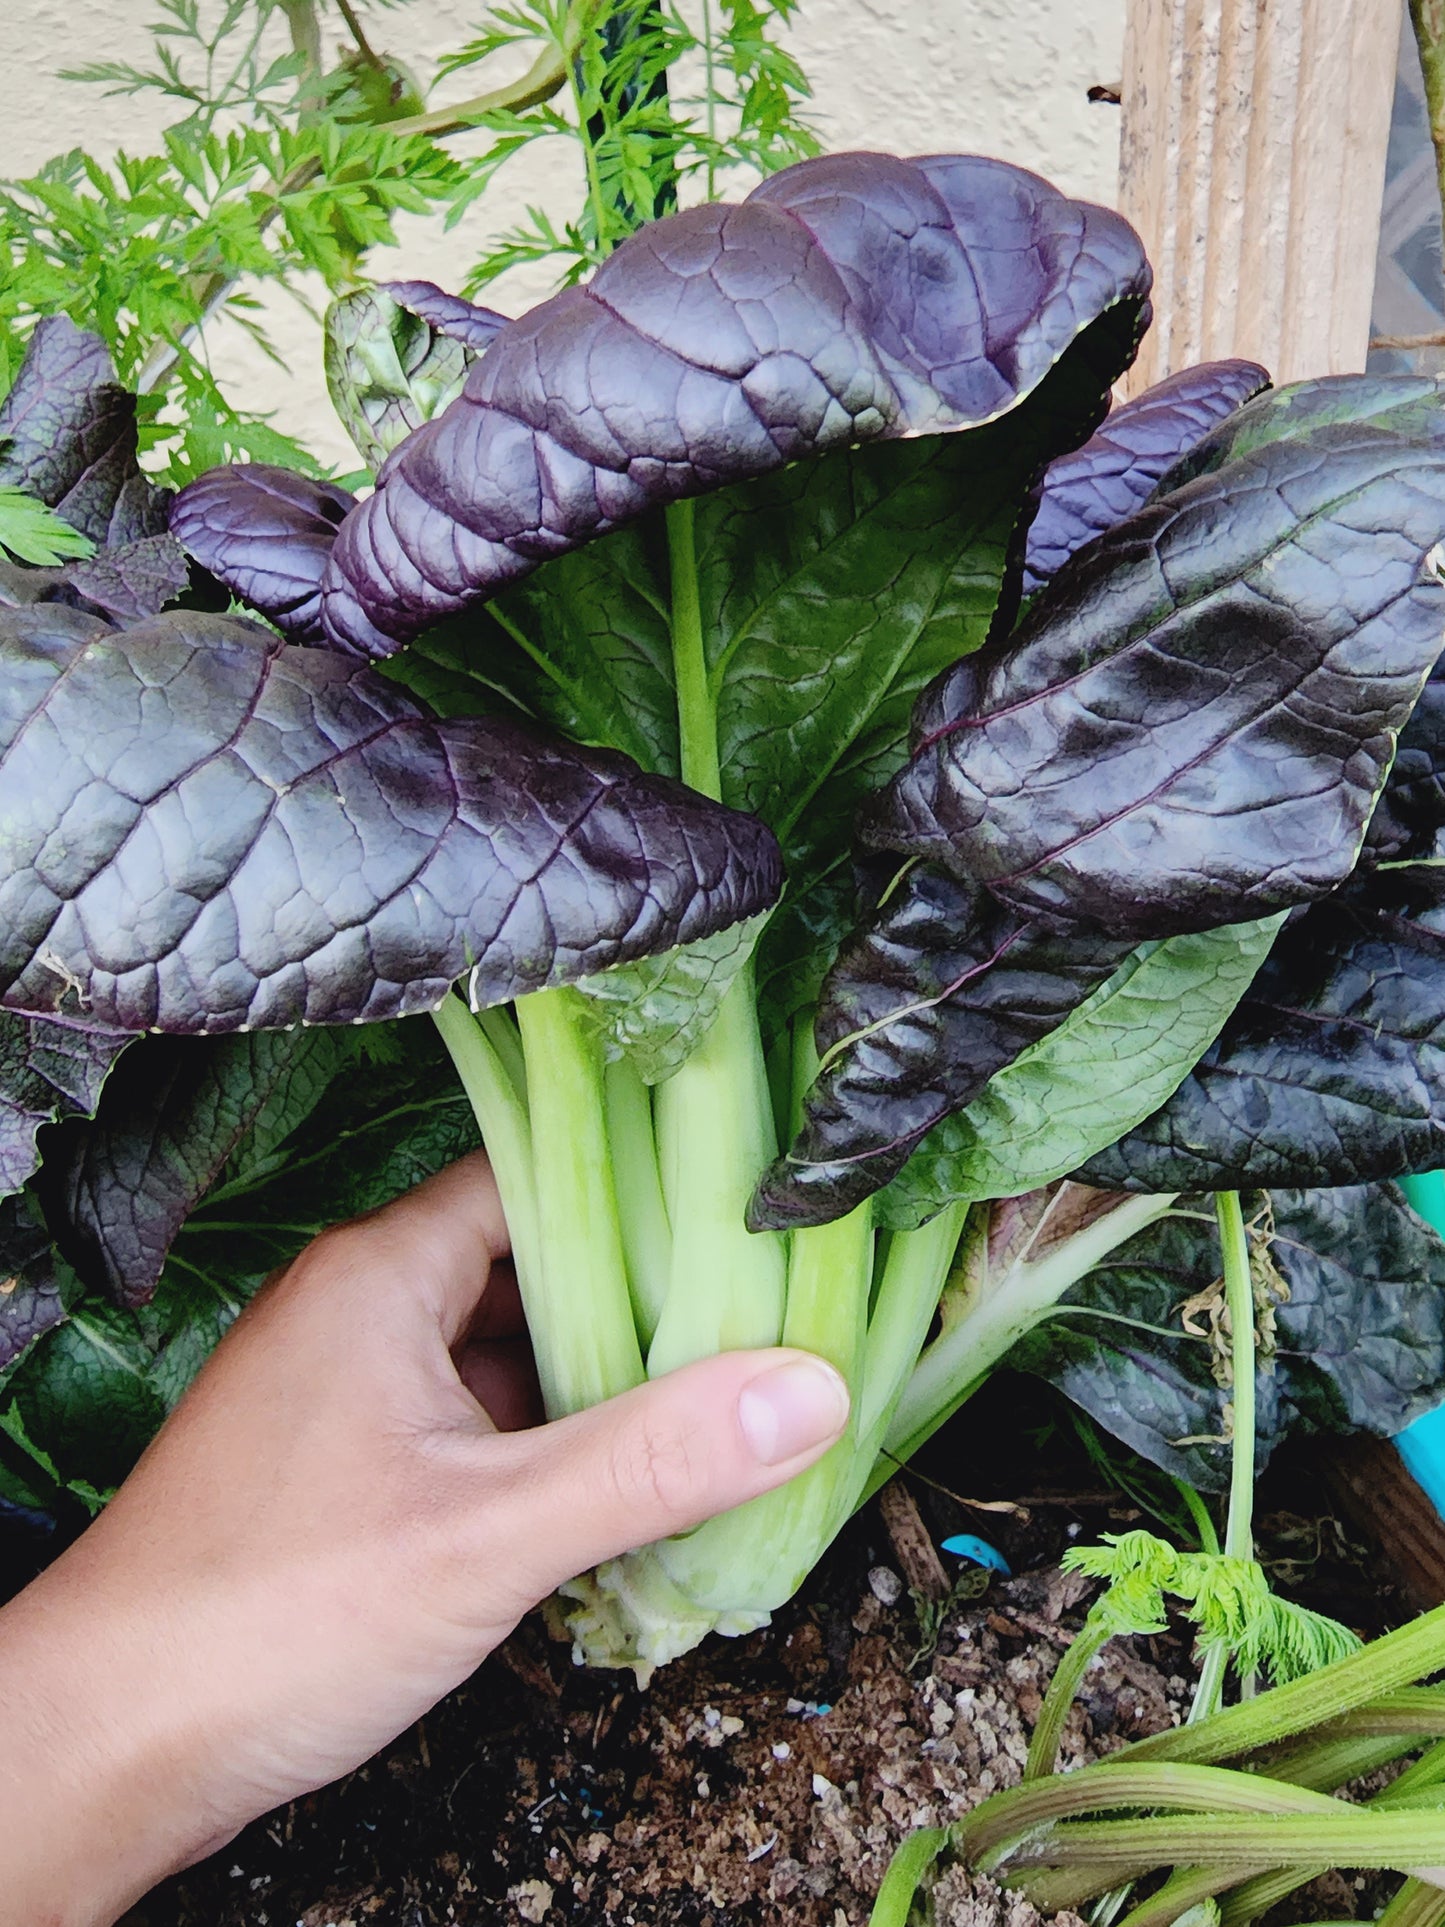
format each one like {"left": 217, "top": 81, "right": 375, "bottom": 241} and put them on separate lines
{"left": 1118, "top": 0, "right": 1403, "bottom": 391}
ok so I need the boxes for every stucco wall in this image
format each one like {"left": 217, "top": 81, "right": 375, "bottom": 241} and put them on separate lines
{"left": 1, "top": 0, "right": 1126, "bottom": 466}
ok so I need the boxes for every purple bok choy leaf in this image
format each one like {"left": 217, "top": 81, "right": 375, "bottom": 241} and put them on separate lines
{"left": 0, "top": 604, "right": 781, "bottom": 1035}
{"left": 314, "top": 151, "right": 1152, "bottom": 658}
{"left": 0, "top": 1013, "right": 131, "bottom": 1199}
{"left": 0, "top": 316, "right": 170, "bottom": 546}
{"left": 1022, "top": 357, "right": 1270, "bottom": 595}
{"left": 1076, "top": 676, "right": 1445, "bottom": 1195}
{"left": 167, "top": 466, "right": 356, "bottom": 641}
{"left": 0, "top": 318, "right": 189, "bottom": 625}
{"left": 755, "top": 401, "right": 1445, "bottom": 1228}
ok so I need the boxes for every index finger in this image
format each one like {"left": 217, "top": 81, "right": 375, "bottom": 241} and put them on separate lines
{"left": 343, "top": 1148, "right": 512, "bottom": 1347}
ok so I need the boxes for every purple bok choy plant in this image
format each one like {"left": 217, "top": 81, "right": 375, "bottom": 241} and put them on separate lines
{"left": 6, "top": 156, "right": 1445, "bottom": 1681}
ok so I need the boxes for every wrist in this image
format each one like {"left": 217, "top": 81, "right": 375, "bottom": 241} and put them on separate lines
{"left": 0, "top": 1530, "right": 239, "bottom": 1925}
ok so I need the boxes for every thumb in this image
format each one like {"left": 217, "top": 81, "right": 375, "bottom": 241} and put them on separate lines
{"left": 494, "top": 1349, "right": 850, "bottom": 1598}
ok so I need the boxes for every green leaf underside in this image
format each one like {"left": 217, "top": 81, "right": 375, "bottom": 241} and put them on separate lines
{"left": 570, "top": 912, "right": 770, "bottom": 1084}
{"left": 877, "top": 914, "right": 1286, "bottom": 1229}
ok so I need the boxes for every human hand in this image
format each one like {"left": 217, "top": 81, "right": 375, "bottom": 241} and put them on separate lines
{"left": 0, "top": 1151, "right": 849, "bottom": 1927}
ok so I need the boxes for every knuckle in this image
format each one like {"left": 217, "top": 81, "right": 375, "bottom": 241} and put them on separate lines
{"left": 609, "top": 1417, "right": 700, "bottom": 1521}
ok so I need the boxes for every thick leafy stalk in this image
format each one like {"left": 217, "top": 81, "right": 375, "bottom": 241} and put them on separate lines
{"left": 512, "top": 988, "right": 646, "bottom": 1412}
{"left": 859, "top": 1201, "right": 971, "bottom": 1450}
{"left": 431, "top": 993, "right": 540, "bottom": 1297}
{"left": 881, "top": 1192, "right": 1179, "bottom": 1471}
{"left": 1115, "top": 1607, "right": 1445, "bottom": 1766}
{"left": 603, "top": 1055, "right": 672, "bottom": 1346}
{"left": 647, "top": 968, "right": 788, "bottom": 1374}
{"left": 963, "top": 1763, "right": 1348, "bottom": 1866}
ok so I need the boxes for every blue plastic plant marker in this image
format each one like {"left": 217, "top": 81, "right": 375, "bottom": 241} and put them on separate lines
{"left": 940, "top": 1533, "right": 1012, "bottom": 1576}
{"left": 1395, "top": 1172, "right": 1445, "bottom": 1516}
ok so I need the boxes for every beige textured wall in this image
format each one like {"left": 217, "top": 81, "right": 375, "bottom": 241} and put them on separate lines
{"left": 1, "top": 0, "right": 1126, "bottom": 467}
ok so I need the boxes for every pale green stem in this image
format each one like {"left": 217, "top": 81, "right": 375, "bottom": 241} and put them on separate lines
{"left": 858, "top": 1201, "right": 971, "bottom": 1450}
{"left": 603, "top": 1054, "right": 672, "bottom": 1346}
{"left": 1025, "top": 1602, "right": 1116, "bottom": 1780}
{"left": 882, "top": 1191, "right": 1178, "bottom": 1470}
{"left": 513, "top": 987, "right": 645, "bottom": 1413}
{"left": 666, "top": 497, "right": 721, "bottom": 797}
{"left": 1217, "top": 1191, "right": 1256, "bottom": 1566}
{"left": 647, "top": 968, "right": 786, "bottom": 1374}
{"left": 431, "top": 992, "right": 539, "bottom": 1293}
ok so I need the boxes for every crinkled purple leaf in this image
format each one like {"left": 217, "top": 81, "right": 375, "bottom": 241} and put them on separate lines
{"left": 0, "top": 1013, "right": 130, "bottom": 1198}
{"left": 45, "top": 1028, "right": 348, "bottom": 1306}
{"left": 0, "top": 604, "right": 781, "bottom": 1034}
{"left": 1154, "top": 373, "right": 1445, "bottom": 496}
{"left": 64, "top": 533, "right": 190, "bottom": 623}
{"left": 866, "top": 426, "right": 1445, "bottom": 938}
{"left": 168, "top": 464, "right": 355, "bottom": 640}
{"left": 0, "top": 318, "right": 169, "bottom": 545}
{"left": 382, "top": 280, "right": 507, "bottom": 350}
{"left": 1011, "top": 1186, "right": 1445, "bottom": 1490}
{"left": 748, "top": 865, "right": 1133, "bottom": 1228}
{"left": 1363, "top": 676, "right": 1445, "bottom": 865}
{"left": 318, "top": 150, "right": 1150, "bottom": 657}
{"left": 1076, "top": 870, "right": 1445, "bottom": 1194}
{"left": 0, "top": 1192, "right": 74, "bottom": 1382}
{"left": 1022, "top": 358, "right": 1270, "bottom": 595}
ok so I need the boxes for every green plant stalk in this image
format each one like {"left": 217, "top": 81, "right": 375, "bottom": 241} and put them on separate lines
{"left": 1137, "top": 1738, "right": 1445, "bottom": 1927}
{"left": 602, "top": 1053, "right": 672, "bottom": 1345}
{"left": 868, "top": 1825, "right": 949, "bottom": 1927}
{"left": 666, "top": 498, "right": 721, "bottom": 798}
{"left": 431, "top": 990, "right": 539, "bottom": 1294}
{"left": 646, "top": 966, "right": 788, "bottom": 1375}
{"left": 1188, "top": 1740, "right": 1445, "bottom": 1927}
{"left": 998, "top": 1810, "right": 1445, "bottom": 1884}
{"left": 1411, "top": 1, "right": 1445, "bottom": 235}
{"left": 513, "top": 986, "right": 646, "bottom": 1410}
{"left": 962, "top": 1762, "right": 1348, "bottom": 1866}
{"left": 880, "top": 1190, "right": 1178, "bottom": 1475}
{"left": 1216, "top": 1191, "right": 1255, "bottom": 1567}
{"left": 1115, "top": 1607, "right": 1445, "bottom": 1768}
{"left": 1377, "top": 1877, "right": 1445, "bottom": 1927}
{"left": 1114, "top": 1862, "right": 1273, "bottom": 1927}
{"left": 1024, "top": 1600, "right": 1115, "bottom": 1779}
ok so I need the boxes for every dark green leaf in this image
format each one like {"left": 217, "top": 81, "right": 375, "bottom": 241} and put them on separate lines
{"left": 876, "top": 915, "right": 1284, "bottom": 1230}
{"left": 0, "top": 1192, "right": 76, "bottom": 1383}
{"left": 1078, "top": 876, "right": 1445, "bottom": 1193}
{"left": 1012, "top": 1186, "right": 1445, "bottom": 1490}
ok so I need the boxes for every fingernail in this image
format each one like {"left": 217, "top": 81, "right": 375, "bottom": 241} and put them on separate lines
{"left": 737, "top": 1358, "right": 850, "bottom": 1466}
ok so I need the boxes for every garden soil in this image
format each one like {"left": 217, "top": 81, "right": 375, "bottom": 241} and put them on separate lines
{"left": 110, "top": 1375, "right": 1402, "bottom": 1927}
